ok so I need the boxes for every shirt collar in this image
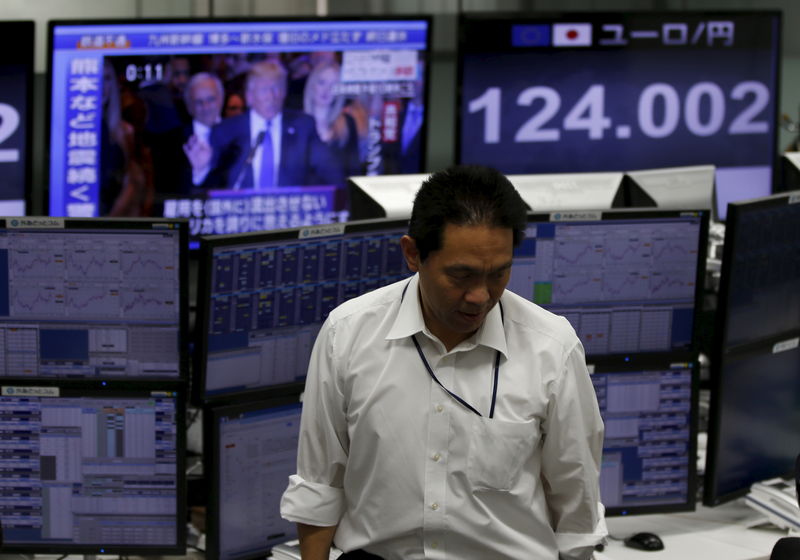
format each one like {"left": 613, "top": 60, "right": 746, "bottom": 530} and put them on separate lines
{"left": 250, "top": 109, "right": 282, "bottom": 135}
{"left": 387, "top": 274, "right": 508, "bottom": 358}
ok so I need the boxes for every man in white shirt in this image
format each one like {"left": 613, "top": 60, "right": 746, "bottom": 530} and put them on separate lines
{"left": 281, "top": 165, "right": 606, "bottom": 560}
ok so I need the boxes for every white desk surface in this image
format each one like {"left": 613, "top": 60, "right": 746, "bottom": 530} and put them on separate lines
{"left": 599, "top": 499, "right": 787, "bottom": 560}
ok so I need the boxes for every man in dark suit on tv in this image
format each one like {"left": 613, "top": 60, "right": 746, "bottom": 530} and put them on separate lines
{"left": 187, "top": 60, "right": 344, "bottom": 190}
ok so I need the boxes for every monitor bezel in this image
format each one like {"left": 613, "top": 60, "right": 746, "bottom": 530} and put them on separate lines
{"left": 0, "top": 216, "right": 190, "bottom": 383}
{"left": 45, "top": 16, "right": 434, "bottom": 231}
{"left": 202, "top": 391, "right": 303, "bottom": 560}
{"left": 0, "top": 379, "right": 187, "bottom": 555}
{"left": 703, "top": 190, "right": 800, "bottom": 506}
{"left": 193, "top": 216, "right": 411, "bottom": 406}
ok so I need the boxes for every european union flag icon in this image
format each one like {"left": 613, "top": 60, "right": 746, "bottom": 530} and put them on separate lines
{"left": 512, "top": 24, "right": 551, "bottom": 47}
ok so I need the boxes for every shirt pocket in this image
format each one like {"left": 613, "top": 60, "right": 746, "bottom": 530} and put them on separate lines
{"left": 467, "top": 415, "right": 539, "bottom": 492}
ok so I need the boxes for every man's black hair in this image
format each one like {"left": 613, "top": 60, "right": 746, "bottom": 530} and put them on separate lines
{"left": 408, "top": 165, "right": 528, "bottom": 261}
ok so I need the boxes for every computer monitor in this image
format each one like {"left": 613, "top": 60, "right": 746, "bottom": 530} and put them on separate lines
{"left": 715, "top": 191, "right": 800, "bottom": 349}
{"left": 778, "top": 152, "right": 800, "bottom": 193}
{"left": 624, "top": 164, "right": 715, "bottom": 214}
{"left": 0, "top": 21, "right": 34, "bottom": 216}
{"left": 194, "top": 218, "right": 411, "bottom": 403}
{"left": 47, "top": 17, "right": 432, "bottom": 242}
{"left": 703, "top": 191, "right": 800, "bottom": 506}
{"left": 507, "top": 209, "right": 709, "bottom": 358}
{"left": 204, "top": 394, "right": 302, "bottom": 560}
{"left": 703, "top": 343, "right": 800, "bottom": 506}
{"left": 508, "top": 171, "right": 624, "bottom": 211}
{"left": 0, "top": 217, "right": 189, "bottom": 380}
{"left": 0, "top": 381, "right": 186, "bottom": 555}
{"left": 591, "top": 359, "right": 698, "bottom": 515}
{"left": 457, "top": 12, "right": 780, "bottom": 217}
{"left": 347, "top": 173, "right": 429, "bottom": 220}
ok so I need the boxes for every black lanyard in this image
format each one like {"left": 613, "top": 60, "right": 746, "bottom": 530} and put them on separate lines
{"left": 401, "top": 281, "right": 503, "bottom": 419}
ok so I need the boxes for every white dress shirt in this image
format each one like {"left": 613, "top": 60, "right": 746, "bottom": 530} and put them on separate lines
{"left": 249, "top": 109, "right": 282, "bottom": 188}
{"left": 192, "top": 119, "right": 213, "bottom": 144}
{"left": 281, "top": 274, "right": 606, "bottom": 560}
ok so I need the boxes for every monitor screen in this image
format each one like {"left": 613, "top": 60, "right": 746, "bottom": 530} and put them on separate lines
{"left": 507, "top": 210, "right": 708, "bottom": 358}
{"left": 457, "top": 12, "right": 780, "bottom": 219}
{"left": 704, "top": 341, "right": 800, "bottom": 506}
{"left": 0, "top": 382, "right": 186, "bottom": 554}
{"left": 47, "top": 18, "right": 431, "bottom": 242}
{"left": 716, "top": 191, "right": 800, "bottom": 349}
{"left": 0, "top": 217, "right": 188, "bottom": 380}
{"left": 204, "top": 395, "right": 302, "bottom": 560}
{"left": 591, "top": 360, "right": 697, "bottom": 515}
{"left": 0, "top": 21, "right": 34, "bottom": 216}
{"left": 194, "top": 218, "right": 411, "bottom": 403}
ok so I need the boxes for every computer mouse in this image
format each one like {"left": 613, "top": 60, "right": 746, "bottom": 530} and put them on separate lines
{"left": 623, "top": 532, "right": 665, "bottom": 551}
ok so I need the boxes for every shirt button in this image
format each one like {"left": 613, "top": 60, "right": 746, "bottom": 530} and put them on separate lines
{"left": 435, "top": 404, "right": 444, "bottom": 413}
{"left": 432, "top": 453, "right": 441, "bottom": 462}
{"left": 431, "top": 502, "right": 439, "bottom": 510}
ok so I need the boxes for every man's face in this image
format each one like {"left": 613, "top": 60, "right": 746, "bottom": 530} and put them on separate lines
{"left": 188, "top": 79, "right": 223, "bottom": 127}
{"left": 246, "top": 73, "right": 286, "bottom": 120}
{"left": 402, "top": 223, "right": 514, "bottom": 350}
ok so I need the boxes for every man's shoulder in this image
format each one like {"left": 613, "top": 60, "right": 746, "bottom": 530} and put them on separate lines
{"left": 501, "top": 290, "right": 579, "bottom": 346}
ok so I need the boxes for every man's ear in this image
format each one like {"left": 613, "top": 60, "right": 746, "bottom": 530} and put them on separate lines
{"left": 400, "top": 235, "right": 421, "bottom": 273}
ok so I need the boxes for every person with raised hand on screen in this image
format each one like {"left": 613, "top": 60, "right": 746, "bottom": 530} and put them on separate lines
{"left": 303, "top": 57, "right": 363, "bottom": 179}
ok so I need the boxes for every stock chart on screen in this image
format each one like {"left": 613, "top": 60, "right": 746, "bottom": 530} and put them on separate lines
{"left": 0, "top": 218, "right": 187, "bottom": 380}
{"left": 508, "top": 211, "right": 707, "bottom": 356}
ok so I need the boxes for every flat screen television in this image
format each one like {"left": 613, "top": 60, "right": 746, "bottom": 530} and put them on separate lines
{"left": 457, "top": 12, "right": 780, "bottom": 221}
{"left": 194, "top": 218, "right": 411, "bottom": 403}
{"left": 0, "top": 21, "right": 34, "bottom": 216}
{"left": 0, "top": 381, "right": 186, "bottom": 555}
{"left": 0, "top": 217, "right": 189, "bottom": 380}
{"left": 591, "top": 359, "right": 698, "bottom": 515}
{"left": 47, "top": 17, "right": 431, "bottom": 244}
{"left": 507, "top": 209, "right": 709, "bottom": 359}
{"left": 204, "top": 394, "right": 302, "bottom": 560}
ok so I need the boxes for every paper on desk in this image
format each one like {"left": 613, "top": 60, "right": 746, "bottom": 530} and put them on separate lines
{"left": 271, "top": 539, "right": 342, "bottom": 559}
